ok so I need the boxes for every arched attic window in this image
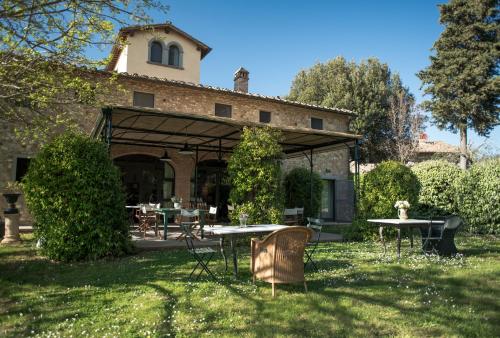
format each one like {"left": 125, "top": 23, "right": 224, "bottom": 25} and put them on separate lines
{"left": 168, "top": 44, "right": 181, "bottom": 67}
{"left": 150, "top": 41, "right": 163, "bottom": 63}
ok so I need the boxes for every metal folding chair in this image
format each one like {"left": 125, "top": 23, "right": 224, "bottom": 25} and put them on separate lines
{"left": 176, "top": 209, "right": 200, "bottom": 240}
{"left": 305, "top": 217, "right": 323, "bottom": 271}
{"left": 283, "top": 208, "right": 298, "bottom": 225}
{"left": 184, "top": 232, "right": 218, "bottom": 281}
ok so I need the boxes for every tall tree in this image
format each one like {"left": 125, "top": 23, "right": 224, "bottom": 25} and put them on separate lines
{"left": 287, "top": 57, "right": 421, "bottom": 162}
{"left": 0, "top": 0, "right": 169, "bottom": 142}
{"left": 418, "top": 0, "right": 499, "bottom": 170}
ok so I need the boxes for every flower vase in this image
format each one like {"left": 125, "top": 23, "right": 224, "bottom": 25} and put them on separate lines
{"left": 398, "top": 208, "right": 409, "bottom": 220}
{"left": 174, "top": 202, "right": 181, "bottom": 209}
{"left": 239, "top": 217, "right": 248, "bottom": 227}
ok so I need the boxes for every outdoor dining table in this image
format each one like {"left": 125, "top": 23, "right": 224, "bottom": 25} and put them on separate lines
{"left": 367, "top": 219, "right": 445, "bottom": 259}
{"left": 204, "top": 224, "right": 288, "bottom": 278}
{"left": 155, "top": 208, "right": 206, "bottom": 240}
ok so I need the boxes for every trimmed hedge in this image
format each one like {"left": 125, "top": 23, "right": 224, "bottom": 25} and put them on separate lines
{"left": 283, "top": 167, "right": 323, "bottom": 221}
{"left": 455, "top": 158, "right": 500, "bottom": 234}
{"left": 411, "top": 160, "right": 462, "bottom": 217}
{"left": 23, "top": 133, "right": 131, "bottom": 261}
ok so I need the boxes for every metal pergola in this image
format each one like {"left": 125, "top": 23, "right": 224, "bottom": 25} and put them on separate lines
{"left": 92, "top": 106, "right": 362, "bottom": 213}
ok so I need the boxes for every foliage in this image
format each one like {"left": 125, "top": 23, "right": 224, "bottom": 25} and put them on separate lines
{"left": 2, "top": 181, "right": 22, "bottom": 193}
{"left": 228, "top": 127, "right": 284, "bottom": 224}
{"left": 354, "top": 161, "right": 420, "bottom": 239}
{"left": 287, "top": 57, "right": 423, "bottom": 162}
{"left": 283, "top": 167, "right": 323, "bottom": 221}
{"left": 22, "top": 132, "right": 131, "bottom": 261}
{"left": 411, "top": 160, "right": 462, "bottom": 217}
{"left": 0, "top": 0, "right": 169, "bottom": 142}
{"left": 417, "top": 0, "right": 500, "bottom": 169}
{"left": 455, "top": 158, "right": 500, "bottom": 234}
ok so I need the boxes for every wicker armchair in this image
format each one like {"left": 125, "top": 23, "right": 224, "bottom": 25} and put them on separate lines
{"left": 251, "top": 226, "right": 314, "bottom": 297}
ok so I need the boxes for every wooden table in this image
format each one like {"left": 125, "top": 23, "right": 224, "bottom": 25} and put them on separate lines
{"left": 367, "top": 219, "right": 444, "bottom": 258}
{"left": 204, "top": 224, "right": 288, "bottom": 278}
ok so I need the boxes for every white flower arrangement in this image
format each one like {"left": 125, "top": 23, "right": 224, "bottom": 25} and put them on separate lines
{"left": 239, "top": 213, "right": 249, "bottom": 220}
{"left": 394, "top": 200, "right": 410, "bottom": 210}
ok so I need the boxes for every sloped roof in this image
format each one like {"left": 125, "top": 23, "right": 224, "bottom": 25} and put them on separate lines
{"left": 106, "top": 22, "right": 212, "bottom": 71}
{"left": 417, "top": 139, "right": 459, "bottom": 154}
{"left": 100, "top": 70, "right": 357, "bottom": 117}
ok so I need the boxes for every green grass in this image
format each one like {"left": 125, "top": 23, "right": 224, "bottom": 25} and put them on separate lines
{"left": 1, "top": 234, "right": 499, "bottom": 337}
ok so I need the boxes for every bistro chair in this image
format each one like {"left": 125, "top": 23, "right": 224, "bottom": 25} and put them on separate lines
{"left": 206, "top": 206, "right": 218, "bottom": 227}
{"left": 251, "top": 226, "right": 313, "bottom": 297}
{"left": 283, "top": 208, "right": 298, "bottom": 226}
{"left": 138, "top": 205, "right": 158, "bottom": 238}
{"left": 184, "top": 232, "right": 218, "bottom": 281}
{"left": 420, "top": 215, "right": 463, "bottom": 256}
{"left": 296, "top": 207, "right": 305, "bottom": 225}
{"left": 176, "top": 209, "right": 200, "bottom": 240}
{"left": 305, "top": 217, "right": 323, "bottom": 271}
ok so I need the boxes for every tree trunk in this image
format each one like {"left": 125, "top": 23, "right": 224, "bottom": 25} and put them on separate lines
{"left": 459, "top": 126, "right": 468, "bottom": 170}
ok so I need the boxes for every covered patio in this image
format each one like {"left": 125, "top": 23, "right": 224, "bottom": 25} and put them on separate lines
{"left": 91, "top": 105, "right": 362, "bottom": 242}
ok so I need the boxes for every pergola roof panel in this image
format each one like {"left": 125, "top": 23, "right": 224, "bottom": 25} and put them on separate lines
{"left": 92, "top": 106, "right": 361, "bottom": 156}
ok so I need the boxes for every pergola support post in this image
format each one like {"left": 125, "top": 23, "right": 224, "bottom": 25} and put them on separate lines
{"left": 215, "top": 139, "right": 222, "bottom": 213}
{"left": 354, "top": 140, "right": 360, "bottom": 214}
{"left": 102, "top": 107, "right": 113, "bottom": 153}
{"left": 194, "top": 145, "right": 199, "bottom": 204}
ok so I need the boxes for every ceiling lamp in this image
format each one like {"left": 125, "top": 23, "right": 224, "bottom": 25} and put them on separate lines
{"left": 159, "top": 150, "right": 173, "bottom": 162}
{"left": 178, "top": 142, "right": 194, "bottom": 155}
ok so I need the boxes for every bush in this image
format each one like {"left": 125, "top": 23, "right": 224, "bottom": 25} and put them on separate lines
{"left": 23, "top": 132, "right": 131, "bottom": 261}
{"left": 283, "top": 167, "right": 322, "bottom": 222}
{"left": 228, "top": 127, "right": 284, "bottom": 224}
{"left": 411, "top": 160, "right": 461, "bottom": 217}
{"left": 354, "top": 161, "right": 420, "bottom": 239}
{"left": 455, "top": 158, "right": 500, "bottom": 234}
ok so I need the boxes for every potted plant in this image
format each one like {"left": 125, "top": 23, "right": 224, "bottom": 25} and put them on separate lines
{"left": 171, "top": 196, "right": 182, "bottom": 209}
{"left": 394, "top": 200, "right": 410, "bottom": 220}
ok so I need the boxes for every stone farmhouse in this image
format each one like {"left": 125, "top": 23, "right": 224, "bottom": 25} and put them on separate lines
{"left": 1, "top": 23, "right": 361, "bottom": 223}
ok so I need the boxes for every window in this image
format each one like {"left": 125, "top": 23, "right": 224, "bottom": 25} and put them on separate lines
{"left": 259, "top": 111, "right": 271, "bottom": 123}
{"left": 15, "top": 157, "right": 31, "bottom": 182}
{"left": 311, "top": 117, "right": 323, "bottom": 130}
{"left": 215, "top": 103, "right": 232, "bottom": 118}
{"left": 133, "top": 91, "right": 154, "bottom": 108}
{"left": 150, "top": 41, "right": 163, "bottom": 63}
{"left": 168, "top": 45, "right": 180, "bottom": 67}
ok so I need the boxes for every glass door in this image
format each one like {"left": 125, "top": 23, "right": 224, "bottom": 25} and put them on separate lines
{"left": 321, "top": 179, "right": 335, "bottom": 221}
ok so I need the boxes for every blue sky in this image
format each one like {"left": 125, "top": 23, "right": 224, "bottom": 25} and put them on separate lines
{"left": 93, "top": 0, "right": 499, "bottom": 149}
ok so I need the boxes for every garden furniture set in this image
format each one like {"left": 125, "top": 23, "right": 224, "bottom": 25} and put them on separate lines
{"left": 367, "top": 215, "right": 463, "bottom": 258}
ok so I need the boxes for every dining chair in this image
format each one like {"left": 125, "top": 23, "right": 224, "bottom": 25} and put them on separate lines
{"left": 206, "top": 206, "right": 217, "bottom": 227}
{"left": 295, "top": 207, "right": 305, "bottom": 225}
{"left": 421, "top": 215, "right": 463, "bottom": 256}
{"left": 138, "top": 205, "right": 157, "bottom": 238}
{"left": 176, "top": 209, "right": 200, "bottom": 240}
{"left": 184, "top": 232, "right": 218, "bottom": 281}
{"left": 305, "top": 217, "right": 323, "bottom": 271}
{"left": 283, "top": 208, "right": 298, "bottom": 225}
{"left": 251, "top": 226, "right": 313, "bottom": 297}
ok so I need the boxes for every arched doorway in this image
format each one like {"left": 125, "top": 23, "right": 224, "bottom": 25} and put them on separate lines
{"left": 191, "top": 159, "right": 231, "bottom": 219}
{"left": 114, "top": 154, "right": 175, "bottom": 206}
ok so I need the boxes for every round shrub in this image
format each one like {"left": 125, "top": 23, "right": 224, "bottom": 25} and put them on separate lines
{"left": 411, "top": 160, "right": 461, "bottom": 217}
{"left": 283, "top": 167, "right": 323, "bottom": 222}
{"left": 23, "top": 132, "right": 131, "bottom": 261}
{"left": 455, "top": 158, "right": 500, "bottom": 234}
{"left": 353, "top": 161, "right": 420, "bottom": 239}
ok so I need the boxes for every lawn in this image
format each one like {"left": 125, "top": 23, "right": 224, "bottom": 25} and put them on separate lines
{"left": 1, "top": 234, "right": 499, "bottom": 337}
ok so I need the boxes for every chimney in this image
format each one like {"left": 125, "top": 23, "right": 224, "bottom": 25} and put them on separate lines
{"left": 234, "top": 67, "right": 249, "bottom": 93}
